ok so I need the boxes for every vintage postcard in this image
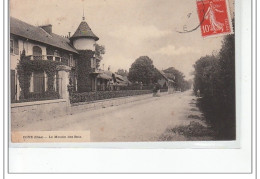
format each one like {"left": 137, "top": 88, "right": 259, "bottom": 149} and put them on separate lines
{"left": 9, "top": 0, "right": 236, "bottom": 144}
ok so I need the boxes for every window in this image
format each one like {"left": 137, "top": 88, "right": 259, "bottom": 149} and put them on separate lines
{"left": 69, "top": 54, "right": 74, "bottom": 67}
{"left": 46, "top": 47, "right": 54, "bottom": 61}
{"left": 73, "top": 58, "right": 75, "bottom": 67}
{"left": 91, "top": 58, "right": 96, "bottom": 69}
{"left": 54, "top": 50, "right": 61, "bottom": 62}
{"left": 10, "top": 38, "right": 19, "bottom": 55}
{"left": 10, "top": 39, "right": 14, "bottom": 54}
{"left": 54, "top": 50, "right": 60, "bottom": 57}
{"left": 33, "top": 46, "right": 42, "bottom": 60}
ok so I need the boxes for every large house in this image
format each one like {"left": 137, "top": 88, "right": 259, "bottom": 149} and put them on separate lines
{"left": 10, "top": 16, "right": 102, "bottom": 102}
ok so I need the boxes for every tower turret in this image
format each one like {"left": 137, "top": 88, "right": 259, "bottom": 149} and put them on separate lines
{"left": 70, "top": 16, "right": 99, "bottom": 51}
{"left": 71, "top": 14, "right": 100, "bottom": 92}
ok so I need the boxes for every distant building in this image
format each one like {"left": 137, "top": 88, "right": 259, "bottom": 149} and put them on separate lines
{"left": 157, "top": 70, "right": 175, "bottom": 93}
{"left": 96, "top": 70, "right": 130, "bottom": 91}
{"left": 157, "top": 70, "right": 169, "bottom": 88}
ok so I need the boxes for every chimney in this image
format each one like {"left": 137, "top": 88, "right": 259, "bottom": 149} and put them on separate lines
{"left": 68, "top": 32, "right": 71, "bottom": 38}
{"left": 39, "top": 24, "right": 52, "bottom": 34}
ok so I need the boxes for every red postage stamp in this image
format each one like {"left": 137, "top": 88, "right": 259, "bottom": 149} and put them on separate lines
{"left": 196, "top": 0, "right": 233, "bottom": 38}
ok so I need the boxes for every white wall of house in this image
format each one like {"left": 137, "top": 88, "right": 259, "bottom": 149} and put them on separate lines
{"left": 158, "top": 78, "right": 168, "bottom": 87}
{"left": 10, "top": 38, "right": 49, "bottom": 101}
{"left": 11, "top": 39, "right": 48, "bottom": 70}
{"left": 23, "top": 40, "right": 47, "bottom": 56}
{"left": 73, "top": 38, "right": 95, "bottom": 51}
{"left": 10, "top": 53, "right": 19, "bottom": 70}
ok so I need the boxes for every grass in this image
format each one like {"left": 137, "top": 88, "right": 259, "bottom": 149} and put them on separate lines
{"left": 169, "top": 121, "right": 215, "bottom": 138}
{"left": 160, "top": 121, "right": 216, "bottom": 141}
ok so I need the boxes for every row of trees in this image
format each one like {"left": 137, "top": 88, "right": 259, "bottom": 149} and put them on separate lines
{"left": 125, "top": 56, "right": 191, "bottom": 91}
{"left": 193, "top": 31, "right": 235, "bottom": 139}
{"left": 93, "top": 44, "right": 190, "bottom": 92}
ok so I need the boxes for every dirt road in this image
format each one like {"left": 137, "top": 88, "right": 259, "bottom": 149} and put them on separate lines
{"left": 13, "top": 90, "right": 210, "bottom": 141}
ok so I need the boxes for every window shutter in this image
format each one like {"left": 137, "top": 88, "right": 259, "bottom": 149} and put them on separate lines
{"left": 90, "top": 58, "right": 93, "bottom": 68}
{"left": 94, "top": 58, "right": 96, "bottom": 68}
{"left": 91, "top": 58, "right": 96, "bottom": 68}
{"left": 10, "top": 40, "right": 14, "bottom": 54}
{"left": 14, "top": 39, "right": 19, "bottom": 55}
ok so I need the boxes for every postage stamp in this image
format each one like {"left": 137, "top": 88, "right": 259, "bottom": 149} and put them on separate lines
{"left": 196, "top": 0, "right": 233, "bottom": 38}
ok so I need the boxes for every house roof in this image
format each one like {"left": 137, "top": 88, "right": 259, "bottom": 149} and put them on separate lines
{"left": 158, "top": 70, "right": 169, "bottom": 81}
{"left": 99, "top": 70, "right": 130, "bottom": 84}
{"left": 163, "top": 72, "right": 176, "bottom": 81}
{"left": 10, "top": 17, "right": 78, "bottom": 54}
{"left": 70, "top": 20, "right": 99, "bottom": 41}
{"left": 103, "top": 70, "right": 113, "bottom": 77}
{"left": 97, "top": 73, "right": 112, "bottom": 80}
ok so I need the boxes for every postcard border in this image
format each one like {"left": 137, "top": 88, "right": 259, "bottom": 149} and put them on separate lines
{"left": 3, "top": 0, "right": 256, "bottom": 176}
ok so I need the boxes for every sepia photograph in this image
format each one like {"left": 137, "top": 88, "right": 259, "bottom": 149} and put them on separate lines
{"left": 10, "top": 0, "right": 236, "bottom": 143}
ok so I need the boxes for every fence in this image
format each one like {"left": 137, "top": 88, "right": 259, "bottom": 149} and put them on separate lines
{"left": 11, "top": 72, "right": 63, "bottom": 103}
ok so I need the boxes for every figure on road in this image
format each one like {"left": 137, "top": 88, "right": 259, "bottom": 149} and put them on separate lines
{"left": 153, "top": 83, "right": 161, "bottom": 97}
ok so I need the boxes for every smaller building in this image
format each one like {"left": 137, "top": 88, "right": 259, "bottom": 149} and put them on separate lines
{"left": 157, "top": 70, "right": 169, "bottom": 89}
{"left": 156, "top": 69, "right": 175, "bottom": 93}
{"left": 96, "top": 70, "right": 130, "bottom": 91}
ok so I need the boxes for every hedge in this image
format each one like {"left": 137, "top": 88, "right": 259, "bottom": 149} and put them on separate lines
{"left": 12, "top": 91, "right": 60, "bottom": 103}
{"left": 70, "top": 90, "right": 153, "bottom": 103}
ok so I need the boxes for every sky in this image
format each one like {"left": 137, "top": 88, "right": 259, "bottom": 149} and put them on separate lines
{"left": 10, "top": 0, "right": 234, "bottom": 80}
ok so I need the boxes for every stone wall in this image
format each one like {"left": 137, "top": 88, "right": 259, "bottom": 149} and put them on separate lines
{"left": 11, "top": 91, "right": 169, "bottom": 130}
{"left": 11, "top": 99, "right": 67, "bottom": 130}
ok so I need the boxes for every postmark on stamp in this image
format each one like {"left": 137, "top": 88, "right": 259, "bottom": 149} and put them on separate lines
{"left": 196, "top": 0, "right": 233, "bottom": 38}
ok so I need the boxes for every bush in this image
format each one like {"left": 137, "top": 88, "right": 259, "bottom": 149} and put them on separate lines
{"left": 70, "top": 90, "right": 153, "bottom": 103}
{"left": 193, "top": 32, "right": 235, "bottom": 140}
{"left": 120, "top": 84, "right": 154, "bottom": 91}
{"left": 13, "top": 91, "right": 60, "bottom": 103}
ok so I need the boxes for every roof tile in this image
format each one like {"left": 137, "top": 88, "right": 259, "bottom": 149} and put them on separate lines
{"left": 70, "top": 21, "right": 99, "bottom": 41}
{"left": 10, "top": 17, "right": 78, "bottom": 54}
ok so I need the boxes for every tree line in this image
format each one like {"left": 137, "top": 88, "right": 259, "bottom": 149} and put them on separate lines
{"left": 121, "top": 56, "right": 191, "bottom": 91}
{"left": 193, "top": 30, "right": 235, "bottom": 140}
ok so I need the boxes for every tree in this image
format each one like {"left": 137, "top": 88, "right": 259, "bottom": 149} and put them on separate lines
{"left": 94, "top": 43, "right": 105, "bottom": 68}
{"left": 163, "top": 67, "right": 190, "bottom": 91}
{"left": 128, "top": 56, "right": 160, "bottom": 84}
{"left": 193, "top": 55, "right": 219, "bottom": 96}
{"left": 115, "top": 69, "right": 128, "bottom": 77}
{"left": 192, "top": 20, "right": 235, "bottom": 139}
